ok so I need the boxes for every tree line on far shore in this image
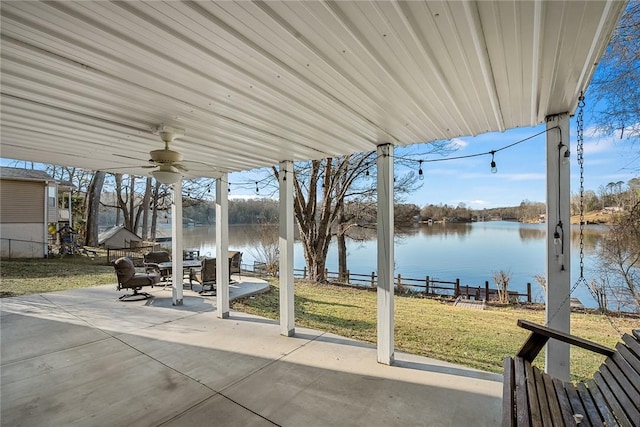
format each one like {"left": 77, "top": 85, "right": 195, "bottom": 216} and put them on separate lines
{"left": 83, "top": 176, "right": 640, "bottom": 230}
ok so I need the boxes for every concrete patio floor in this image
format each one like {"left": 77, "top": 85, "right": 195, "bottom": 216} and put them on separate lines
{"left": 1, "top": 280, "right": 503, "bottom": 426}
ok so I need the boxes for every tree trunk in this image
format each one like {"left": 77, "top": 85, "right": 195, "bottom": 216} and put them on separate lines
{"left": 337, "top": 205, "right": 348, "bottom": 280}
{"left": 84, "top": 171, "right": 105, "bottom": 246}
{"left": 140, "top": 177, "right": 152, "bottom": 240}
{"left": 150, "top": 181, "right": 161, "bottom": 240}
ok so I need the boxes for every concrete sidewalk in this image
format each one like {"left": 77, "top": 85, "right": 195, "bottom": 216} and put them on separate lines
{"left": 1, "top": 283, "right": 502, "bottom": 426}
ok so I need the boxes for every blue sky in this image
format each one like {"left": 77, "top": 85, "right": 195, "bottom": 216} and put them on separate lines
{"left": 2, "top": 114, "right": 637, "bottom": 210}
{"left": 226, "top": 116, "right": 638, "bottom": 209}
{"left": 389, "top": 120, "right": 639, "bottom": 209}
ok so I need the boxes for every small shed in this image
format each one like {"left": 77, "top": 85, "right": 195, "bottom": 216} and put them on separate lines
{"left": 98, "top": 226, "right": 142, "bottom": 249}
{"left": 0, "top": 166, "right": 57, "bottom": 258}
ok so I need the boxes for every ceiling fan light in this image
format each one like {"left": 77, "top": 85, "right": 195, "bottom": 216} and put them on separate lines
{"left": 152, "top": 166, "right": 181, "bottom": 184}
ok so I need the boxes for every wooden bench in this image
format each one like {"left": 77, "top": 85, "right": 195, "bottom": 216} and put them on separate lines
{"left": 503, "top": 319, "right": 640, "bottom": 427}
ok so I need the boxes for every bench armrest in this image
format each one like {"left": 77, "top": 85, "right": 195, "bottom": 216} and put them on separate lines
{"left": 516, "top": 319, "right": 614, "bottom": 361}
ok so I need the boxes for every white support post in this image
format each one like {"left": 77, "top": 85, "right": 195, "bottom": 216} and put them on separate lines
{"left": 279, "top": 160, "right": 295, "bottom": 337}
{"left": 68, "top": 192, "right": 72, "bottom": 229}
{"left": 43, "top": 184, "right": 49, "bottom": 258}
{"left": 216, "top": 175, "right": 230, "bottom": 318}
{"left": 171, "top": 180, "right": 184, "bottom": 306}
{"left": 545, "top": 113, "right": 571, "bottom": 381}
{"left": 377, "top": 143, "right": 394, "bottom": 365}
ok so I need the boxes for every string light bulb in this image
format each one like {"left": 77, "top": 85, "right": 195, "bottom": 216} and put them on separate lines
{"left": 490, "top": 151, "right": 497, "bottom": 174}
{"left": 255, "top": 181, "right": 259, "bottom": 194}
{"left": 365, "top": 168, "right": 370, "bottom": 179}
{"left": 418, "top": 160, "right": 424, "bottom": 180}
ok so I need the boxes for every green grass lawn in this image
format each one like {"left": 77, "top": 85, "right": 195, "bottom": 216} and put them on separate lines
{"left": 231, "top": 281, "right": 638, "bottom": 382}
{"left": 2, "top": 257, "right": 636, "bottom": 382}
{"left": 0, "top": 256, "right": 115, "bottom": 297}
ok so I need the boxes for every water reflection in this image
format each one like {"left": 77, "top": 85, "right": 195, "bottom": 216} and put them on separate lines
{"left": 418, "top": 223, "right": 472, "bottom": 239}
{"left": 177, "top": 221, "right": 607, "bottom": 308}
{"left": 519, "top": 227, "right": 546, "bottom": 241}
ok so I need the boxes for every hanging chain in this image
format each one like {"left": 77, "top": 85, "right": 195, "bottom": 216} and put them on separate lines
{"left": 570, "top": 94, "right": 594, "bottom": 309}
{"left": 577, "top": 95, "right": 586, "bottom": 279}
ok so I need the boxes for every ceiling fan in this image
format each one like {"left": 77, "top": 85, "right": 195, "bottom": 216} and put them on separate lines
{"left": 147, "top": 126, "right": 187, "bottom": 184}
{"left": 112, "top": 125, "right": 205, "bottom": 184}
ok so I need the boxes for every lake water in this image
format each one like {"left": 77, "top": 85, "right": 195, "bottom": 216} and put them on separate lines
{"left": 174, "top": 221, "right": 607, "bottom": 308}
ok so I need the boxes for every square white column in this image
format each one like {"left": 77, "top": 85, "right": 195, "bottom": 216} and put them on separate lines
{"left": 545, "top": 113, "right": 571, "bottom": 381}
{"left": 171, "top": 180, "right": 183, "bottom": 306}
{"left": 279, "top": 160, "right": 295, "bottom": 337}
{"left": 377, "top": 144, "right": 394, "bottom": 365}
{"left": 216, "top": 174, "right": 230, "bottom": 318}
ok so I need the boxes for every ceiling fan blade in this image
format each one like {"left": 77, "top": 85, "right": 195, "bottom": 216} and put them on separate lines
{"left": 100, "top": 166, "right": 153, "bottom": 171}
{"left": 173, "top": 163, "right": 189, "bottom": 172}
{"left": 113, "top": 153, "right": 146, "bottom": 162}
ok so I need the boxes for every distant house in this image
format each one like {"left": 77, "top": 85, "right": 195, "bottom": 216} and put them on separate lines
{"left": 0, "top": 166, "right": 58, "bottom": 258}
{"left": 98, "top": 225, "right": 142, "bottom": 249}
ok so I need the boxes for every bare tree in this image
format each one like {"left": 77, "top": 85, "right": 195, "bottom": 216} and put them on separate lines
{"left": 84, "top": 171, "right": 105, "bottom": 246}
{"left": 589, "top": 1, "right": 640, "bottom": 144}
{"left": 596, "top": 201, "right": 640, "bottom": 311}
{"left": 249, "top": 225, "right": 279, "bottom": 276}
{"left": 493, "top": 270, "right": 512, "bottom": 304}
{"left": 587, "top": 277, "right": 609, "bottom": 313}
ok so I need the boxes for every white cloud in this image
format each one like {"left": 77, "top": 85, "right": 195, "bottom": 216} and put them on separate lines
{"left": 580, "top": 138, "right": 615, "bottom": 155}
{"left": 450, "top": 138, "right": 469, "bottom": 150}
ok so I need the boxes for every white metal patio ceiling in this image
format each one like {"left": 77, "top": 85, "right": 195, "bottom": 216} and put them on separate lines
{"left": 0, "top": 1, "right": 626, "bottom": 179}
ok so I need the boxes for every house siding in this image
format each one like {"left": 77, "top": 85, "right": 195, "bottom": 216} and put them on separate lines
{"left": 0, "top": 178, "right": 55, "bottom": 258}
{"left": 0, "top": 180, "right": 45, "bottom": 223}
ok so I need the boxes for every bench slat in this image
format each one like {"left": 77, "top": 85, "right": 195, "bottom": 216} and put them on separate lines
{"left": 622, "top": 334, "right": 640, "bottom": 366}
{"left": 576, "top": 382, "right": 605, "bottom": 427}
{"left": 552, "top": 377, "right": 578, "bottom": 427}
{"left": 503, "top": 357, "right": 515, "bottom": 427}
{"left": 594, "top": 371, "right": 634, "bottom": 427}
{"left": 565, "top": 382, "right": 592, "bottom": 427}
{"left": 515, "top": 357, "right": 532, "bottom": 427}
{"left": 542, "top": 372, "right": 565, "bottom": 427}
{"left": 587, "top": 379, "right": 620, "bottom": 427}
{"left": 623, "top": 333, "right": 640, "bottom": 355}
{"left": 605, "top": 357, "right": 640, "bottom": 411}
{"left": 525, "top": 361, "right": 544, "bottom": 426}
{"left": 617, "top": 343, "right": 640, "bottom": 380}
{"left": 633, "top": 330, "right": 639, "bottom": 341}
{"left": 599, "top": 364, "right": 640, "bottom": 426}
{"left": 611, "top": 351, "right": 640, "bottom": 396}
{"left": 532, "top": 366, "right": 554, "bottom": 427}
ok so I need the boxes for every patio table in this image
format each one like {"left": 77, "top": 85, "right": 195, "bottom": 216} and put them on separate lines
{"left": 157, "top": 260, "right": 202, "bottom": 287}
